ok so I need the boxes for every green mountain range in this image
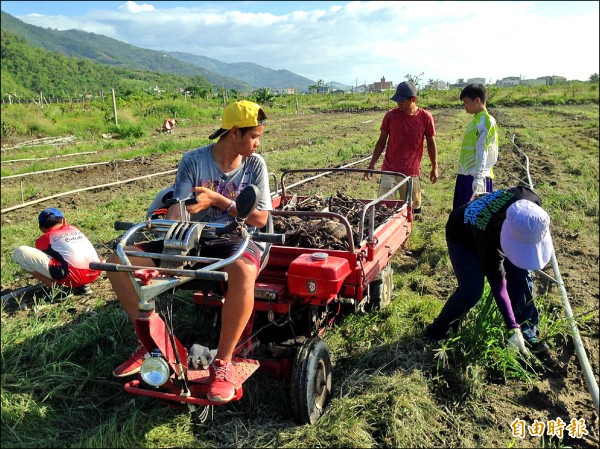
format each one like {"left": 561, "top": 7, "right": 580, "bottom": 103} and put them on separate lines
{"left": 0, "top": 10, "right": 318, "bottom": 94}
{"left": 1, "top": 27, "right": 214, "bottom": 99}
{"left": 168, "top": 51, "right": 316, "bottom": 91}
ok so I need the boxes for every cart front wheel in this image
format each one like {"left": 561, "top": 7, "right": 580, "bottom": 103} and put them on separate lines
{"left": 290, "top": 338, "right": 332, "bottom": 424}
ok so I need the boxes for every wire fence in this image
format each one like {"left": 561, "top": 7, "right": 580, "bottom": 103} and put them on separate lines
{"left": 2, "top": 97, "right": 99, "bottom": 105}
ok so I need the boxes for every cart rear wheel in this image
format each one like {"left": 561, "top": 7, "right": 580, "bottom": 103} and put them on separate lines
{"left": 368, "top": 264, "right": 393, "bottom": 311}
{"left": 290, "top": 338, "right": 332, "bottom": 424}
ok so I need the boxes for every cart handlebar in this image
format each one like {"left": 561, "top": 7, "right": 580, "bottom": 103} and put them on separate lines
{"left": 114, "top": 221, "right": 136, "bottom": 231}
{"left": 114, "top": 220, "right": 284, "bottom": 244}
{"left": 89, "top": 262, "right": 228, "bottom": 282}
{"left": 251, "top": 231, "right": 285, "bottom": 245}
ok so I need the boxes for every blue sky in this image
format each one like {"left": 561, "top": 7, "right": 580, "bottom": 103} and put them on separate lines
{"left": 2, "top": 1, "right": 598, "bottom": 85}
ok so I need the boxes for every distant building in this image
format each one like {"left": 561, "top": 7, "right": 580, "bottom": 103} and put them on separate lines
{"left": 271, "top": 87, "right": 298, "bottom": 95}
{"left": 495, "top": 76, "right": 521, "bottom": 87}
{"left": 370, "top": 76, "right": 394, "bottom": 92}
{"left": 424, "top": 80, "right": 450, "bottom": 90}
{"left": 352, "top": 84, "right": 369, "bottom": 94}
{"left": 467, "top": 77, "right": 486, "bottom": 85}
{"left": 496, "top": 75, "right": 567, "bottom": 87}
{"left": 542, "top": 76, "right": 567, "bottom": 85}
{"left": 446, "top": 77, "right": 488, "bottom": 88}
{"left": 521, "top": 78, "right": 547, "bottom": 86}
{"left": 308, "top": 85, "right": 330, "bottom": 95}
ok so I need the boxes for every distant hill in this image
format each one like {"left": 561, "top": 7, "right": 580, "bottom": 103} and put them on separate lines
{"left": 0, "top": 29, "right": 212, "bottom": 98}
{"left": 0, "top": 10, "right": 251, "bottom": 91}
{"left": 168, "top": 52, "right": 316, "bottom": 92}
{"left": 1, "top": 10, "right": 322, "bottom": 92}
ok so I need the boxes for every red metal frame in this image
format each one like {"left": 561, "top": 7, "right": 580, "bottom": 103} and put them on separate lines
{"left": 120, "top": 187, "right": 412, "bottom": 408}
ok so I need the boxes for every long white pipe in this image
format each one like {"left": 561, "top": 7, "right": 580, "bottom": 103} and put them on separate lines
{"left": 1, "top": 169, "right": 177, "bottom": 214}
{"left": 511, "top": 135, "right": 599, "bottom": 414}
{"left": 547, "top": 254, "right": 599, "bottom": 413}
{"left": 2, "top": 151, "right": 97, "bottom": 163}
{"left": 1, "top": 160, "right": 133, "bottom": 180}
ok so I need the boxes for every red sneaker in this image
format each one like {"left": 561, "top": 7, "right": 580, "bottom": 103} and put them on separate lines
{"left": 113, "top": 345, "right": 147, "bottom": 377}
{"left": 207, "top": 359, "right": 235, "bottom": 403}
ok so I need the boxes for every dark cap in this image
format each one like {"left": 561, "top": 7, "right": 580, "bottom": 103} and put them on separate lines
{"left": 38, "top": 208, "right": 64, "bottom": 226}
{"left": 391, "top": 81, "right": 418, "bottom": 102}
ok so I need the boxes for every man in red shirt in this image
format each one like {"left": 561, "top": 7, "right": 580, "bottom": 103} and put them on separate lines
{"left": 364, "top": 81, "right": 439, "bottom": 214}
{"left": 12, "top": 207, "right": 101, "bottom": 298}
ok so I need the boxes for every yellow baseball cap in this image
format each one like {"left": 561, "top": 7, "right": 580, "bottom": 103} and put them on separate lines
{"left": 209, "top": 100, "right": 267, "bottom": 140}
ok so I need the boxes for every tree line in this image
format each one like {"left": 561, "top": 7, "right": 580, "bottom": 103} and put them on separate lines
{"left": 0, "top": 30, "right": 213, "bottom": 100}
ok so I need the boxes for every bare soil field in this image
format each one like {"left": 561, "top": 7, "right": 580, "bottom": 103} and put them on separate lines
{"left": 1, "top": 107, "right": 598, "bottom": 447}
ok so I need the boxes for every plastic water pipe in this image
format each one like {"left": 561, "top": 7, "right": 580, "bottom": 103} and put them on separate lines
{"left": 539, "top": 255, "right": 599, "bottom": 414}
{"left": 509, "top": 135, "right": 599, "bottom": 415}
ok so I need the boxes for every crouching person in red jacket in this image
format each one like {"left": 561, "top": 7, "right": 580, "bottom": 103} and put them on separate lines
{"left": 12, "top": 207, "right": 101, "bottom": 299}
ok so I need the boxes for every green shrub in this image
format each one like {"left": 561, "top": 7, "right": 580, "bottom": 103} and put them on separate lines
{"left": 109, "top": 121, "right": 145, "bottom": 139}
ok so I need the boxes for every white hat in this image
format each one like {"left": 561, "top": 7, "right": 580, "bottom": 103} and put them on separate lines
{"left": 500, "top": 200, "right": 553, "bottom": 270}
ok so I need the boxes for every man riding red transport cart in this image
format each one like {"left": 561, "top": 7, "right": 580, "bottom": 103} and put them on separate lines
{"left": 91, "top": 168, "right": 413, "bottom": 424}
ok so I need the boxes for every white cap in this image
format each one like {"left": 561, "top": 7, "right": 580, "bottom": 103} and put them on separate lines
{"left": 500, "top": 200, "right": 553, "bottom": 270}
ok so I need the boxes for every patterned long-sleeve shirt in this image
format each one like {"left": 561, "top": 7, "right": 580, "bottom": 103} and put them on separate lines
{"left": 457, "top": 110, "right": 498, "bottom": 194}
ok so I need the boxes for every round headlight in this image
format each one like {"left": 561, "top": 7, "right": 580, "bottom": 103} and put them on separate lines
{"left": 140, "top": 356, "right": 170, "bottom": 386}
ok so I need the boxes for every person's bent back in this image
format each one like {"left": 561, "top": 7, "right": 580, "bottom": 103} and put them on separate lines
{"left": 12, "top": 207, "right": 101, "bottom": 298}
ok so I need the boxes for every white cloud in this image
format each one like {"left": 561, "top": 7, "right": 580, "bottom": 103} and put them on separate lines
{"left": 118, "top": 2, "right": 155, "bottom": 13}
{"left": 8, "top": 1, "right": 599, "bottom": 84}
{"left": 16, "top": 13, "right": 119, "bottom": 37}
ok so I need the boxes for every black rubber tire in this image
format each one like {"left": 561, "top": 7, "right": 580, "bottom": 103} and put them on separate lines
{"left": 290, "top": 338, "right": 332, "bottom": 424}
{"left": 367, "top": 264, "right": 393, "bottom": 311}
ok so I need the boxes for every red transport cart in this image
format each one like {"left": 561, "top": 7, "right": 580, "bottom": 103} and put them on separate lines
{"left": 91, "top": 168, "right": 413, "bottom": 424}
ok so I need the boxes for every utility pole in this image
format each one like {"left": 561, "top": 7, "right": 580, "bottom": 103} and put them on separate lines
{"left": 112, "top": 88, "right": 118, "bottom": 126}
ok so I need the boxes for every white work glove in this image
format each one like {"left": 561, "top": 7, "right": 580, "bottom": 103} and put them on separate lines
{"left": 187, "top": 344, "right": 217, "bottom": 369}
{"left": 469, "top": 192, "right": 485, "bottom": 202}
{"left": 470, "top": 178, "right": 486, "bottom": 202}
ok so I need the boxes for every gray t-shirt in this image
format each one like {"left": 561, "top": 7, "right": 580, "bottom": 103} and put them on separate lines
{"left": 173, "top": 143, "right": 272, "bottom": 254}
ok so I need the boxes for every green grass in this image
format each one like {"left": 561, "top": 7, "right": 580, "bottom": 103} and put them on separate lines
{"left": 1, "top": 95, "right": 598, "bottom": 448}
{"left": 434, "top": 291, "right": 540, "bottom": 384}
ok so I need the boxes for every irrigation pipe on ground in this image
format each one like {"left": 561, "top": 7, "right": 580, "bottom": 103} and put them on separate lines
{"left": 511, "top": 135, "right": 599, "bottom": 415}
{"left": 1, "top": 135, "right": 77, "bottom": 151}
{"left": 0, "top": 169, "right": 177, "bottom": 214}
{"left": 273, "top": 155, "right": 372, "bottom": 195}
{"left": 1, "top": 155, "right": 373, "bottom": 213}
{"left": 1, "top": 159, "right": 135, "bottom": 180}
{"left": 1, "top": 283, "right": 44, "bottom": 302}
{"left": 2, "top": 151, "right": 98, "bottom": 164}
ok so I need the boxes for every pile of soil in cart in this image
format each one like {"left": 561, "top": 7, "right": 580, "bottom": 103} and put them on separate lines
{"left": 273, "top": 191, "right": 394, "bottom": 250}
